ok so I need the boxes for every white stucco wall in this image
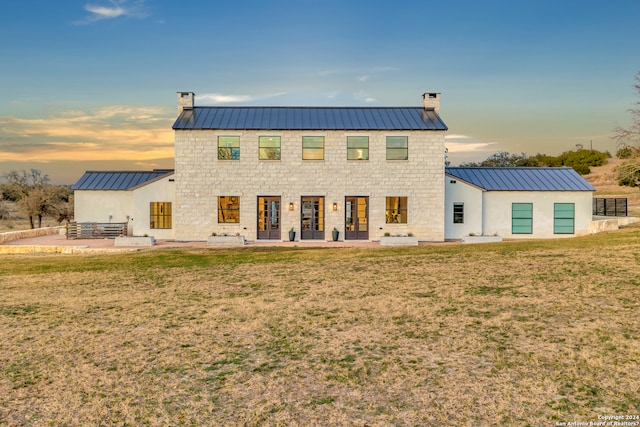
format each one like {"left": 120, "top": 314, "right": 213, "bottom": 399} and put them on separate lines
{"left": 73, "top": 190, "right": 133, "bottom": 233}
{"left": 444, "top": 177, "right": 484, "bottom": 239}
{"left": 175, "top": 129, "right": 446, "bottom": 241}
{"left": 131, "top": 175, "right": 176, "bottom": 239}
{"left": 483, "top": 191, "right": 593, "bottom": 238}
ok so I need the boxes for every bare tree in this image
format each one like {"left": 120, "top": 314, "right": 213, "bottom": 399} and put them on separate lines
{"left": 2, "top": 169, "right": 70, "bottom": 228}
{"left": 614, "top": 71, "right": 640, "bottom": 187}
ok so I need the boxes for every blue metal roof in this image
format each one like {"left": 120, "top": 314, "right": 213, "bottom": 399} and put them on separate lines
{"left": 72, "top": 170, "right": 174, "bottom": 191}
{"left": 445, "top": 167, "right": 595, "bottom": 191}
{"left": 172, "top": 107, "right": 448, "bottom": 131}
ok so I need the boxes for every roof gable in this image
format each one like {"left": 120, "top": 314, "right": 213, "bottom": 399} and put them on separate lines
{"left": 172, "top": 107, "right": 448, "bottom": 131}
{"left": 445, "top": 167, "right": 595, "bottom": 191}
{"left": 72, "top": 170, "right": 174, "bottom": 191}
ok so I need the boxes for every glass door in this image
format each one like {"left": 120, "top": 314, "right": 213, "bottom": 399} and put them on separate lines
{"left": 301, "top": 196, "right": 324, "bottom": 240}
{"left": 257, "top": 196, "right": 281, "bottom": 240}
{"left": 345, "top": 196, "right": 368, "bottom": 240}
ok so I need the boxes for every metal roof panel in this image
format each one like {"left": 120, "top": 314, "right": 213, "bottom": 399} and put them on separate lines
{"left": 72, "top": 170, "right": 174, "bottom": 191}
{"left": 172, "top": 107, "right": 448, "bottom": 131}
{"left": 445, "top": 167, "right": 595, "bottom": 191}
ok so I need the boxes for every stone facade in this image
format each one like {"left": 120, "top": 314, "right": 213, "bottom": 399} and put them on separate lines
{"left": 174, "top": 128, "right": 446, "bottom": 241}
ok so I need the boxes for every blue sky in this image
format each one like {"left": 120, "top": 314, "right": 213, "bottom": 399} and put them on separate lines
{"left": 0, "top": 0, "right": 638, "bottom": 183}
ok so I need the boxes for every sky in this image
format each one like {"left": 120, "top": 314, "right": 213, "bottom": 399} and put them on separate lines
{"left": 0, "top": 0, "right": 639, "bottom": 184}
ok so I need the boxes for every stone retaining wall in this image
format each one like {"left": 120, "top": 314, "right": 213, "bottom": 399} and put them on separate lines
{"left": 0, "top": 226, "right": 65, "bottom": 244}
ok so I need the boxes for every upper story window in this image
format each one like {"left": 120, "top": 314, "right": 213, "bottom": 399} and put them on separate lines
{"left": 302, "top": 136, "right": 324, "bottom": 160}
{"left": 386, "top": 197, "right": 407, "bottom": 223}
{"left": 259, "top": 136, "right": 281, "bottom": 160}
{"left": 218, "top": 136, "right": 240, "bottom": 160}
{"left": 347, "top": 136, "right": 369, "bottom": 160}
{"left": 386, "top": 136, "right": 408, "bottom": 160}
{"left": 150, "top": 202, "right": 172, "bottom": 229}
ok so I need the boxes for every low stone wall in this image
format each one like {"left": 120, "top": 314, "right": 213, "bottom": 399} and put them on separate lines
{"left": 0, "top": 226, "right": 65, "bottom": 244}
{"left": 461, "top": 235, "right": 503, "bottom": 244}
{"left": 114, "top": 236, "right": 156, "bottom": 247}
{"left": 379, "top": 236, "right": 419, "bottom": 246}
{"left": 0, "top": 245, "right": 139, "bottom": 254}
{"left": 207, "top": 235, "right": 247, "bottom": 246}
{"left": 589, "top": 216, "right": 639, "bottom": 234}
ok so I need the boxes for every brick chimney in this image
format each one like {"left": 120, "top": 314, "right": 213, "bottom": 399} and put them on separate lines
{"left": 177, "top": 91, "right": 195, "bottom": 114}
{"left": 422, "top": 92, "right": 441, "bottom": 114}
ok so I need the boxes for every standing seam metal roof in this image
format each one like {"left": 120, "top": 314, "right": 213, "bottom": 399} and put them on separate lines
{"left": 445, "top": 167, "right": 595, "bottom": 191}
{"left": 72, "top": 170, "right": 174, "bottom": 191}
{"left": 172, "top": 107, "right": 448, "bottom": 130}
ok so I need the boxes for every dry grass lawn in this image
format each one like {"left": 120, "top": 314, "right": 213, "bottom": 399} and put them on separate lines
{"left": 1, "top": 226, "right": 640, "bottom": 426}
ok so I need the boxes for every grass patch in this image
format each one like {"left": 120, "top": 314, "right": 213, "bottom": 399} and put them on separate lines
{"left": 0, "top": 225, "right": 639, "bottom": 424}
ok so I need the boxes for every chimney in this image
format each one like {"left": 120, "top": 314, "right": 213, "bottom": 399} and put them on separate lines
{"left": 177, "top": 91, "right": 195, "bottom": 114}
{"left": 422, "top": 92, "right": 441, "bottom": 114}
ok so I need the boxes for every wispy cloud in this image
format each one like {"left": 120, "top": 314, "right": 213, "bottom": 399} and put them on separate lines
{"left": 76, "top": 0, "right": 148, "bottom": 24}
{"left": 0, "top": 105, "right": 174, "bottom": 163}
{"left": 196, "top": 92, "right": 288, "bottom": 105}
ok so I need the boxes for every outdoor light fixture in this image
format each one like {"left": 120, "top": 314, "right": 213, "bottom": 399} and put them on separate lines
{"left": 289, "top": 202, "right": 294, "bottom": 211}
{"left": 333, "top": 202, "right": 338, "bottom": 211}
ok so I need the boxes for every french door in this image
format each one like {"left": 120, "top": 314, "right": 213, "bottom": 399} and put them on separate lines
{"left": 257, "top": 196, "right": 281, "bottom": 240}
{"left": 301, "top": 196, "right": 324, "bottom": 240}
{"left": 345, "top": 196, "right": 368, "bottom": 240}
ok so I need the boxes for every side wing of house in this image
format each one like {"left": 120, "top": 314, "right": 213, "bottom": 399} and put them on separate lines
{"left": 445, "top": 167, "right": 595, "bottom": 239}
{"left": 72, "top": 170, "right": 175, "bottom": 237}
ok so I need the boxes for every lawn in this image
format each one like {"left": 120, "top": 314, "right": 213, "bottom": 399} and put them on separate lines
{"left": 1, "top": 227, "right": 639, "bottom": 426}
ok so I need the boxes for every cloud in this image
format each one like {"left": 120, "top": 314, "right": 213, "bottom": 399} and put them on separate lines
{"left": 76, "top": 0, "right": 148, "bottom": 24}
{"left": 0, "top": 105, "right": 174, "bottom": 163}
{"left": 196, "top": 92, "right": 289, "bottom": 105}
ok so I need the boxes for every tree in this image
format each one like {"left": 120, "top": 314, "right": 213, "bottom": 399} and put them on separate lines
{"left": 613, "top": 71, "right": 640, "bottom": 187}
{"left": 461, "top": 151, "right": 527, "bottom": 167}
{"left": 1, "top": 169, "right": 71, "bottom": 228}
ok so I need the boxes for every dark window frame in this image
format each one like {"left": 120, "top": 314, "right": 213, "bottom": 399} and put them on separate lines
{"left": 347, "top": 136, "right": 369, "bottom": 160}
{"left": 512, "top": 203, "right": 533, "bottom": 234}
{"left": 386, "top": 136, "right": 408, "bottom": 160}
{"left": 453, "top": 202, "right": 464, "bottom": 224}
{"left": 150, "top": 202, "right": 172, "bottom": 229}
{"left": 259, "top": 136, "right": 281, "bottom": 160}
{"left": 218, "top": 196, "right": 240, "bottom": 223}
{"left": 302, "top": 136, "right": 324, "bottom": 160}
{"left": 386, "top": 196, "right": 408, "bottom": 224}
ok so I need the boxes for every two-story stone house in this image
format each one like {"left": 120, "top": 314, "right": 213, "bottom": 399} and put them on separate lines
{"left": 171, "top": 91, "right": 448, "bottom": 241}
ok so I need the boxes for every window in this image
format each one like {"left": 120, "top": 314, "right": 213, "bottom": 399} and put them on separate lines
{"left": 554, "top": 203, "right": 575, "bottom": 234}
{"left": 218, "top": 136, "right": 240, "bottom": 160}
{"left": 218, "top": 196, "right": 240, "bottom": 223}
{"left": 453, "top": 202, "right": 464, "bottom": 224}
{"left": 512, "top": 203, "right": 533, "bottom": 234}
{"left": 302, "top": 136, "right": 324, "bottom": 160}
{"left": 386, "top": 136, "right": 408, "bottom": 160}
{"left": 347, "top": 136, "right": 369, "bottom": 160}
{"left": 259, "top": 136, "right": 281, "bottom": 160}
{"left": 150, "top": 202, "right": 172, "bottom": 229}
{"left": 386, "top": 197, "right": 407, "bottom": 223}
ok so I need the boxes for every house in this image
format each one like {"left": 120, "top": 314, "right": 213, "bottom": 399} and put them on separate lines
{"left": 72, "top": 169, "right": 175, "bottom": 239}
{"left": 444, "top": 167, "right": 595, "bottom": 239}
{"left": 171, "top": 91, "right": 448, "bottom": 241}
{"left": 71, "top": 91, "right": 599, "bottom": 243}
